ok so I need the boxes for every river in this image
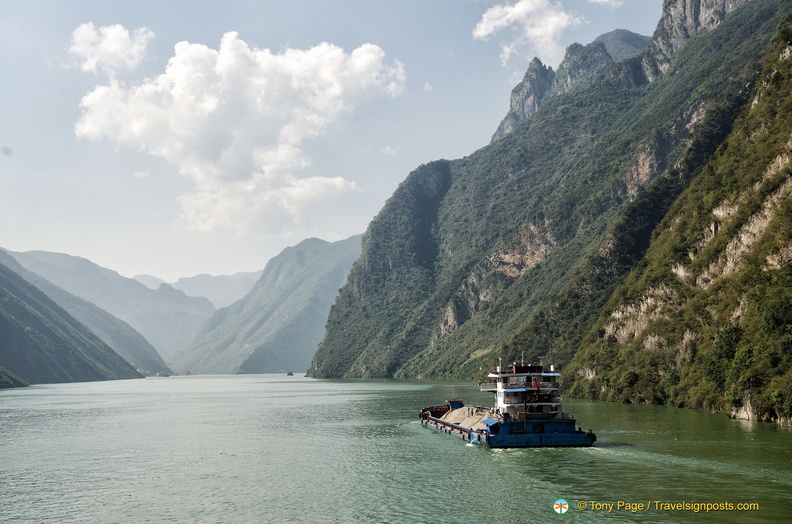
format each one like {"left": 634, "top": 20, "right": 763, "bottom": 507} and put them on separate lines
{"left": 1, "top": 374, "right": 790, "bottom": 523}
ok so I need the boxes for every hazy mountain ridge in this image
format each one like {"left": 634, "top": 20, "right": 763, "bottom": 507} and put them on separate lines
{"left": 0, "top": 260, "right": 142, "bottom": 385}
{"left": 134, "top": 271, "right": 262, "bottom": 308}
{"left": 566, "top": 26, "right": 792, "bottom": 424}
{"left": 309, "top": 0, "right": 792, "bottom": 410}
{"left": 9, "top": 250, "right": 215, "bottom": 363}
{"left": 0, "top": 250, "right": 171, "bottom": 376}
{"left": 170, "top": 272, "right": 262, "bottom": 308}
{"left": 172, "top": 236, "right": 362, "bottom": 375}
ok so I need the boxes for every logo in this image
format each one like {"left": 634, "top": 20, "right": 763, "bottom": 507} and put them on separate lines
{"left": 554, "top": 499, "right": 569, "bottom": 514}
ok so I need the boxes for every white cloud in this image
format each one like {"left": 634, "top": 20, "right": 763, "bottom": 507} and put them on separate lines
{"left": 380, "top": 146, "right": 398, "bottom": 156}
{"left": 473, "top": 0, "right": 585, "bottom": 66}
{"left": 74, "top": 30, "right": 405, "bottom": 232}
{"left": 69, "top": 22, "right": 154, "bottom": 74}
{"left": 587, "top": 0, "right": 622, "bottom": 6}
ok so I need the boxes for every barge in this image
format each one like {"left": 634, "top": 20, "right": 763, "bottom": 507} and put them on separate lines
{"left": 420, "top": 363, "right": 595, "bottom": 448}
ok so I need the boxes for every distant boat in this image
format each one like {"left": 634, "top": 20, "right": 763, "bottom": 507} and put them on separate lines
{"left": 420, "top": 362, "right": 596, "bottom": 448}
{"left": 286, "top": 371, "right": 294, "bottom": 376}
{"left": 155, "top": 372, "right": 170, "bottom": 377}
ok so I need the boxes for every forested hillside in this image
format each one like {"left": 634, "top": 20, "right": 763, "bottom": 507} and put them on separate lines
{"left": 0, "top": 364, "right": 27, "bottom": 388}
{"left": 566, "top": 22, "right": 792, "bottom": 424}
{"left": 310, "top": 0, "right": 792, "bottom": 424}
{"left": 0, "top": 261, "right": 142, "bottom": 385}
{"left": 9, "top": 250, "right": 214, "bottom": 363}
{"left": 0, "top": 250, "right": 171, "bottom": 376}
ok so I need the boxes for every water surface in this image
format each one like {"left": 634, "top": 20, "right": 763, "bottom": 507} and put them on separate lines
{"left": 1, "top": 375, "right": 790, "bottom": 523}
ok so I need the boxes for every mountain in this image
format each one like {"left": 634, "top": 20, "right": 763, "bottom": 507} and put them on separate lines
{"left": 491, "top": 29, "right": 649, "bottom": 141}
{"left": 0, "top": 250, "right": 171, "bottom": 376}
{"left": 0, "top": 260, "right": 142, "bottom": 385}
{"left": 171, "top": 236, "right": 362, "bottom": 375}
{"left": 0, "top": 364, "right": 27, "bottom": 388}
{"left": 133, "top": 274, "right": 166, "bottom": 290}
{"left": 309, "top": 0, "right": 792, "bottom": 392}
{"left": 170, "top": 271, "right": 262, "bottom": 308}
{"left": 9, "top": 251, "right": 215, "bottom": 363}
{"left": 134, "top": 272, "right": 262, "bottom": 308}
{"left": 565, "top": 25, "right": 792, "bottom": 425}
{"left": 594, "top": 29, "right": 652, "bottom": 63}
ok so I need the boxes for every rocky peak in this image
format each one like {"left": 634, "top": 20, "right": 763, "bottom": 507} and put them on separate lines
{"left": 491, "top": 57, "right": 554, "bottom": 141}
{"left": 548, "top": 41, "right": 614, "bottom": 98}
{"left": 594, "top": 29, "right": 651, "bottom": 63}
{"left": 641, "top": 0, "right": 752, "bottom": 81}
{"left": 492, "top": 0, "right": 754, "bottom": 142}
{"left": 492, "top": 32, "right": 646, "bottom": 142}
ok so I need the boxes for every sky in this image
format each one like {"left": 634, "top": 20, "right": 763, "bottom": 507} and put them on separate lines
{"left": 1, "top": 0, "right": 662, "bottom": 281}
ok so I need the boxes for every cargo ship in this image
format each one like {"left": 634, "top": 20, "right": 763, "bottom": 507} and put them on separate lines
{"left": 419, "top": 363, "right": 596, "bottom": 448}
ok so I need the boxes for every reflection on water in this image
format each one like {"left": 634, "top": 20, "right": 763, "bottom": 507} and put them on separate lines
{"left": 1, "top": 375, "right": 790, "bottom": 523}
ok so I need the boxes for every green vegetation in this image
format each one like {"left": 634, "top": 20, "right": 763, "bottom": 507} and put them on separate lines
{"left": 9, "top": 249, "right": 215, "bottom": 362}
{"left": 0, "top": 250, "right": 171, "bottom": 376}
{"left": 0, "top": 261, "right": 142, "bottom": 384}
{"left": 309, "top": 0, "right": 792, "bottom": 426}
{"left": 566, "top": 23, "right": 792, "bottom": 423}
{"left": 0, "top": 364, "right": 27, "bottom": 388}
{"left": 593, "top": 29, "right": 651, "bottom": 63}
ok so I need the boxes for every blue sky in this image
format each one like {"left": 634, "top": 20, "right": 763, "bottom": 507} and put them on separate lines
{"left": 1, "top": 0, "right": 661, "bottom": 281}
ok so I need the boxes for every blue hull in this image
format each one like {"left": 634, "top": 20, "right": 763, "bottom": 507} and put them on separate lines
{"left": 420, "top": 416, "right": 595, "bottom": 448}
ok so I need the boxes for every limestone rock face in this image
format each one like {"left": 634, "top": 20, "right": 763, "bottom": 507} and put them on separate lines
{"left": 491, "top": 57, "right": 554, "bottom": 141}
{"left": 548, "top": 42, "right": 614, "bottom": 99}
{"left": 493, "top": 0, "right": 753, "bottom": 141}
{"left": 491, "top": 34, "right": 641, "bottom": 142}
{"left": 642, "top": 0, "right": 752, "bottom": 81}
{"left": 309, "top": 0, "right": 791, "bottom": 389}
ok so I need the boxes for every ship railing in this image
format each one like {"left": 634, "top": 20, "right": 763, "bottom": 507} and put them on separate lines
{"left": 501, "top": 395, "right": 560, "bottom": 404}
{"left": 481, "top": 381, "right": 559, "bottom": 390}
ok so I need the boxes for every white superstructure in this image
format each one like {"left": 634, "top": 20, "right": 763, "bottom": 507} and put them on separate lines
{"left": 481, "top": 363, "right": 562, "bottom": 420}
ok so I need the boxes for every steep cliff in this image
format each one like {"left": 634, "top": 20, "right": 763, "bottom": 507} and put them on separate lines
{"left": 0, "top": 261, "right": 142, "bottom": 384}
{"left": 310, "top": 0, "right": 792, "bottom": 386}
{"left": 10, "top": 250, "right": 214, "bottom": 363}
{"left": 0, "top": 250, "right": 171, "bottom": 376}
{"left": 566, "top": 25, "right": 792, "bottom": 425}
{"left": 493, "top": 1, "right": 757, "bottom": 142}
{"left": 491, "top": 58, "right": 555, "bottom": 141}
{"left": 491, "top": 29, "right": 649, "bottom": 141}
{"left": 642, "top": 0, "right": 753, "bottom": 81}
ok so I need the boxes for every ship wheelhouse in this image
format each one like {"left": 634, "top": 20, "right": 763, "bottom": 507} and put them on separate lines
{"left": 481, "top": 364, "right": 562, "bottom": 420}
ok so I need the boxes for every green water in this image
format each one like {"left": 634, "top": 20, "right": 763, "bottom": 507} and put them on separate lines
{"left": 0, "top": 375, "right": 790, "bottom": 523}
